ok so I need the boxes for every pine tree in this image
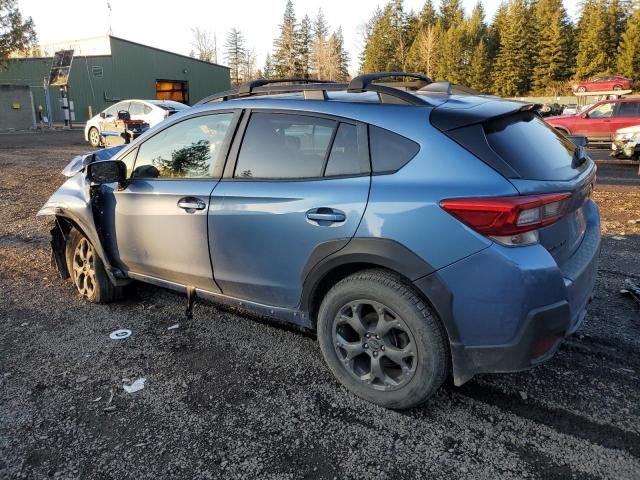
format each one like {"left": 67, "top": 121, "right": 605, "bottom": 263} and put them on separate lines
{"left": 467, "top": 39, "right": 491, "bottom": 92}
{"left": 272, "top": 0, "right": 300, "bottom": 77}
{"left": 333, "top": 27, "right": 350, "bottom": 81}
{"left": 616, "top": 2, "right": 640, "bottom": 83}
{"left": 491, "top": 0, "right": 532, "bottom": 96}
{"left": 361, "top": 0, "right": 412, "bottom": 72}
{"left": 358, "top": 7, "right": 382, "bottom": 73}
{"left": 435, "top": 20, "right": 466, "bottom": 83}
{"left": 225, "top": 28, "right": 246, "bottom": 87}
{"left": 439, "top": 0, "right": 464, "bottom": 31}
{"left": 298, "top": 14, "right": 312, "bottom": 78}
{"left": 575, "top": 0, "right": 610, "bottom": 79}
{"left": 531, "top": 0, "right": 573, "bottom": 92}
{"left": 417, "top": 0, "right": 438, "bottom": 29}
{"left": 0, "top": 0, "right": 37, "bottom": 60}
{"left": 606, "top": 0, "right": 630, "bottom": 69}
{"left": 263, "top": 53, "right": 273, "bottom": 79}
{"left": 311, "top": 9, "right": 329, "bottom": 79}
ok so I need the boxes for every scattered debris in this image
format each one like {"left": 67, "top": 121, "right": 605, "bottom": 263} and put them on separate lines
{"left": 92, "top": 397, "right": 102, "bottom": 402}
{"left": 167, "top": 324, "right": 179, "bottom": 331}
{"left": 123, "top": 378, "right": 145, "bottom": 394}
{"left": 612, "top": 236, "right": 626, "bottom": 240}
{"left": 620, "top": 278, "right": 640, "bottom": 306}
{"left": 107, "top": 388, "right": 114, "bottom": 405}
{"left": 75, "top": 375, "right": 88, "bottom": 383}
{"left": 103, "top": 406, "right": 116, "bottom": 412}
{"left": 519, "top": 391, "right": 528, "bottom": 401}
{"left": 109, "top": 329, "right": 132, "bottom": 340}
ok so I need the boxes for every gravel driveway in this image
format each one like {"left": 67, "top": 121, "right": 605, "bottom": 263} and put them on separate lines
{"left": 1, "top": 131, "right": 639, "bottom": 479}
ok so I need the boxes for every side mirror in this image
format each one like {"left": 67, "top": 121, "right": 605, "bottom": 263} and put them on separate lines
{"left": 86, "top": 160, "right": 127, "bottom": 186}
{"left": 100, "top": 112, "right": 106, "bottom": 119}
{"left": 580, "top": 112, "right": 589, "bottom": 119}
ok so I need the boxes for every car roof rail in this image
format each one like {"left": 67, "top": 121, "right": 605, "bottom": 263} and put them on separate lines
{"left": 347, "top": 72, "right": 432, "bottom": 92}
{"left": 237, "top": 78, "right": 337, "bottom": 96}
{"left": 196, "top": 72, "right": 437, "bottom": 106}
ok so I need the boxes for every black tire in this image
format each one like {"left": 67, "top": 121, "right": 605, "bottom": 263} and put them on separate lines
{"left": 88, "top": 127, "right": 101, "bottom": 148}
{"left": 65, "top": 228, "right": 118, "bottom": 303}
{"left": 317, "top": 269, "right": 449, "bottom": 410}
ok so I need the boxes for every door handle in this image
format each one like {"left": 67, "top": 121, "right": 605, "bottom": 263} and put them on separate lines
{"left": 306, "top": 208, "right": 346, "bottom": 223}
{"left": 177, "top": 197, "right": 206, "bottom": 211}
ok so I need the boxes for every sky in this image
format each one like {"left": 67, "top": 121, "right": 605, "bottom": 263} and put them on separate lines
{"left": 18, "top": 0, "right": 582, "bottom": 74}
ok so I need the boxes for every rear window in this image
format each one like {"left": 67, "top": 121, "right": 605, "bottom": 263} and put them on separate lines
{"left": 484, "top": 112, "right": 583, "bottom": 181}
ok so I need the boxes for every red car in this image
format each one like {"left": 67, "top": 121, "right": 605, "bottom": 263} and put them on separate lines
{"left": 545, "top": 98, "right": 640, "bottom": 142}
{"left": 572, "top": 75, "right": 632, "bottom": 93}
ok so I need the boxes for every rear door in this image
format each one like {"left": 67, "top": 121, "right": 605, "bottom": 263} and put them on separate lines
{"left": 209, "top": 111, "right": 370, "bottom": 308}
{"left": 611, "top": 101, "right": 640, "bottom": 134}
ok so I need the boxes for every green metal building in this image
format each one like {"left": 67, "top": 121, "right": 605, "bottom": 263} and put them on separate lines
{"left": 0, "top": 36, "right": 230, "bottom": 123}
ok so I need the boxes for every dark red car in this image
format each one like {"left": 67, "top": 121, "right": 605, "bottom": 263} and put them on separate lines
{"left": 545, "top": 98, "right": 640, "bottom": 142}
{"left": 572, "top": 75, "right": 632, "bottom": 93}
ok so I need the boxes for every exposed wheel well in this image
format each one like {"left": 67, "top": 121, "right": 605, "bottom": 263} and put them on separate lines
{"left": 554, "top": 126, "right": 570, "bottom": 135}
{"left": 308, "top": 262, "right": 421, "bottom": 329}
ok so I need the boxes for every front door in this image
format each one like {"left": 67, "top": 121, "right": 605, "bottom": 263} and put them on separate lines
{"left": 111, "top": 111, "right": 239, "bottom": 290}
{"left": 577, "top": 102, "right": 615, "bottom": 141}
{"left": 209, "top": 112, "right": 371, "bottom": 308}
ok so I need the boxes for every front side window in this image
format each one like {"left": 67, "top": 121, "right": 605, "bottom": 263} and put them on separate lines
{"left": 587, "top": 103, "right": 614, "bottom": 118}
{"left": 235, "top": 113, "right": 336, "bottom": 179}
{"left": 615, "top": 102, "right": 640, "bottom": 117}
{"left": 103, "top": 101, "right": 129, "bottom": 117}
{"left": 132, "top": 113, "right": 233, "bottom": 179}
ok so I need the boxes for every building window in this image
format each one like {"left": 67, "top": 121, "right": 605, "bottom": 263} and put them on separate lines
{"left": 156, "top": 80, "right": 189, "bottom": 104}
{"left": 91, "top": 66, "right": 103, "bottom": 77}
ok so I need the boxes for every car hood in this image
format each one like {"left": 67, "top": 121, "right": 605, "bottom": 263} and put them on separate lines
{"left": 615, "top": 125, "right": 640, "bottom": 135}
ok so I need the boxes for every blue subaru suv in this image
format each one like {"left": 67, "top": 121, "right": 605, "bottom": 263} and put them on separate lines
{"left": 39, "top": 73, "right": 600, "bottom": 409}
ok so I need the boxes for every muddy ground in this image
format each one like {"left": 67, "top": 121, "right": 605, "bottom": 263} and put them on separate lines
{"left": 1, "top": 130, "right": 639, "bottom": 479}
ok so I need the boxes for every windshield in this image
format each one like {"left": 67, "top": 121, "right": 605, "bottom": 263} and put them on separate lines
{"left": 587, "top": 103, "right": 614, "bottom": 118}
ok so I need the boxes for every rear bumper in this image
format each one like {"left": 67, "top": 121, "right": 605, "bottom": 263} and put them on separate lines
{"left": 414, "top": 204, "right": 600, "bottom": 385}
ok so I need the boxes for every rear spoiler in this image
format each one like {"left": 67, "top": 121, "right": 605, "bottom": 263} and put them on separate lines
{"left": 430, "top": 98, "right": 542, "bottom": 132}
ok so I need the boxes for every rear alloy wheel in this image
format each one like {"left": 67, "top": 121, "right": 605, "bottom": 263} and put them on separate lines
{"left": 65, "top": 228, "right": 118, "bottom": 303}
{"left": 88, "top": 127, "right": 101, "bottom": 148}
{"left": 577, "top": 86, "right": 587, "bottom": 93}
{"left": 317, "top": 269, "right": 448, "bottom": 409}
{"left": 613, "top": 84, "right": 622, "bottom": 91}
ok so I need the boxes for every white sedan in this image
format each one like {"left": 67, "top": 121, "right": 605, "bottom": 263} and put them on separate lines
{"left": 84, "top": 99, "right": 188, "bottom": 147}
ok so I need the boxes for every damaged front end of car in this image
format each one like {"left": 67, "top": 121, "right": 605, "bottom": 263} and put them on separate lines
{"left": 37, "top": 145, "right": 131, "bottom": 286}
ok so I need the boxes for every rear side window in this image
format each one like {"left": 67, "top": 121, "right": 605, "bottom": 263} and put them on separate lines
{"left": 616, "top": 102, "right": 640, "bottom": 117}
{"left": 235, "top": 113, "right": 336, "bottom": 179}
{"left": 325, "top": 123, "right": 366, "bottom": 177}
{"left": 484, "top": 112, "right": 581, "bottom": 181}
{"left": 369, "top": 126, "right": 420, "bottom": 173}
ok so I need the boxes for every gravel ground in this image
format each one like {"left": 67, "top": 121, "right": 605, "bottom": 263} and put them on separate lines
{"left": 1, "top": 131, "right": 639, "bottom": 479}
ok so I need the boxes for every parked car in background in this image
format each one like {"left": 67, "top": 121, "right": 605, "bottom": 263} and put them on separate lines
{"left": 612, "top": 125, "right": 640, "bottom": 160}
{"left": 572, "top": 75, "right": 632, "bottom": 93}
{"left": 40, "top": 73, "right": 600, "bottom": 410}
{"left": 545, "top": 98, "right": 640, "bottom": 142}
{"left": 84, "top": 99, "right": 188, "bottom": 147}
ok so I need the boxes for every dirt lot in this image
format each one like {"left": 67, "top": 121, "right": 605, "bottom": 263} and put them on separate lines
{"left": 1, "top": 130, "right": 639, "bottom": 479}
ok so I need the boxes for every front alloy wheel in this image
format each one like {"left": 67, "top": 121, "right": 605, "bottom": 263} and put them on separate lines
{"left": 72, "top": 237, "right": 97, "bottom": 298}
{"left": 88, "top": 128, "right": 101, "bottom": 148}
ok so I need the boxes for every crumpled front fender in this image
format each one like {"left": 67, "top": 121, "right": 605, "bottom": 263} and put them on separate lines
{"left": 38, "top": 173, "right": 128, "bottom": 285}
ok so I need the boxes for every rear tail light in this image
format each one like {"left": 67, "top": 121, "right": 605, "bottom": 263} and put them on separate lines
{"left": 440, "top": 193, "right": 572, "bottom": 246}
